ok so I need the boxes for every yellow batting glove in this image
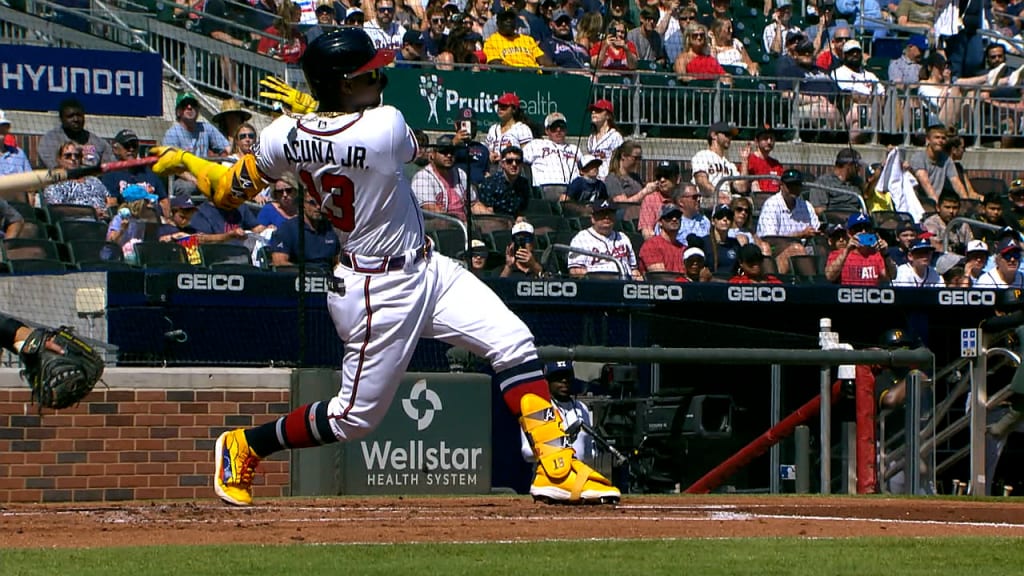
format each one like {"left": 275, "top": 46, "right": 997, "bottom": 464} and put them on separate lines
{"left": 259, "top": 76, "right": 318, "bottom": 114}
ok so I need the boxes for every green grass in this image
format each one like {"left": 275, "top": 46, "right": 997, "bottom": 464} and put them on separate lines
{"left": 4, "top": 538, "right": 1024, "bottom": 576}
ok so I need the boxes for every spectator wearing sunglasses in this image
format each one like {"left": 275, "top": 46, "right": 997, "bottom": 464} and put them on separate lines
{"left": 421, "top": 6, "right": 450, "bottom": 59}
{"left": 305, "top": 1, "right": 338, "bottom": 43}
{"left": 628, "top": 7, "right": 668, "bottom": 66}
{"left": 542, "top": 9, "right": 590, "bottom": 68}
{"left": 814, "top": 24, "right": 851, "bottom": 71}
{"left": 479, "top": 146, "right": 532, "bottom": 217}
{"left": 162, "top": 92, "right": 230, "bottom": 198}
{"left": 258, "top": 176, "right": 299, "bottom": 228}
{"left": 412, "top": 134, "right": 487, "bottom": 221}
{"left": 662, "top": 4, "right": 697, "bottom": 63}
{"left": 37, "top": 98, "right": 113, "bottom": 170}
{"left": 364, "top": 0, "right": 407, "bottom": 49}
{"left": 43, "top": 141, "right": 111, "bottom": 219}
{"left": 484, "top": 9, "right": 553, "bottom": 67}
{"left": 763, "top": 0, "right": 801, "bottom": 56}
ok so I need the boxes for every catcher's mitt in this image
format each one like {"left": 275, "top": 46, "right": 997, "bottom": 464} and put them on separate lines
{"left": 19, "top": 327, "right": 104, "bottom": 410}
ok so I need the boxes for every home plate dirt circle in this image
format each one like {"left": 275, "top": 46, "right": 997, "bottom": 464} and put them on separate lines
{"left": 3, "top": 496, "right": 1024, "bottom": 548}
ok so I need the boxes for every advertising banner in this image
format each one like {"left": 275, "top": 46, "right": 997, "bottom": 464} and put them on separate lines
{"left": 382, "top": 67, "right": 593, "bottom": 136}
{"left": 341, "top": 373, "right": 492, "bottom": 495}
{"left": 0, "top": 46, "right": 163, "bottom": 116}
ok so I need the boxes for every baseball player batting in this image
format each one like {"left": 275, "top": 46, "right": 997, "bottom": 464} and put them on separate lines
{"left": 149, "top": 27, "right": 619, "bottom": 506}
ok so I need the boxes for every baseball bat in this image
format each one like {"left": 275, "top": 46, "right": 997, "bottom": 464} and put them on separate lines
{"left": 0, "top": 157, "right": 159, "bottom": 195}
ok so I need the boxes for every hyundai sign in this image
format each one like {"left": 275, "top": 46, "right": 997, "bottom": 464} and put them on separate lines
{"left": 0, "top": 46, "right": 162, "bottom": 116}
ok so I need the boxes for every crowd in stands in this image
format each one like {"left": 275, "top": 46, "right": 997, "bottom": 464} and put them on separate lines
{"left": 5, "top": 83, "right": 1024, "bottom": 286}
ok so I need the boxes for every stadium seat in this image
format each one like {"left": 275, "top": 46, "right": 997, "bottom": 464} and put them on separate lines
{"left": 67, "top": 240, "right": 125, "bottom": 268}
{"left": 199, "top": 244, "right": 253, "bottom": 267}
{"left": 57, "top": 220, "right": 108, "bottom": 243}
{"left": 44, "top": 203, "right": 99, "bottom": 223}
{"left": 472, "top": 214, "right": 514, "bottom": 236}
{"left": 2, "top": 238, "right": 60, "bottom": 261}
{"left": 134, "top": 241, "right": 190, "bottom": 269}
{"left": 0, "top": 189, "right": 30, "bottom": 205}
{"left": 16, "top": 219, "right": 48, "bottom": 240}
{"left": 971, "top": 177, "right": 1008, "bottom": 198}
{"left": 433, "top": 229, "right": 468, "bottom": 259}
{"left": 5, "top": 259, "right": 68, "bottom": 274}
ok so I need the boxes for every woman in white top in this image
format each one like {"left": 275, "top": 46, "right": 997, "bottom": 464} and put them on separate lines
{"left": 916, "top": 52, "right": 963, "bottom": 128}
{"left": 710, "top": 17, "right": 759, "bottom": 75}
{"left": 485, "top": 93, "right": 534, "bottom": 163}
{"left": 586, "top": 99, "right": 624, "bottom": 180}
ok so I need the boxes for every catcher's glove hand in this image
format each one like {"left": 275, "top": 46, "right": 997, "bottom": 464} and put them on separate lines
{"left": 259, "top": 76, "right": 318, "bottom": 114}
{"left": 19, "top": 327, "right": 104, "bottom": 410}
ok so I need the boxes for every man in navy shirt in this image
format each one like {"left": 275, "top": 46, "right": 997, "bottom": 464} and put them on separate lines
{"left": 267, "top": 192, "right": 340, "bottom": 269}
{"left": 190, "top": 200, "right": 265, "bottom": 247}
{"left": 452, "top": 108, "right": 490, "bottom": 186}
{"left": 102, "top": 129, "right": 169, "bottom": 217}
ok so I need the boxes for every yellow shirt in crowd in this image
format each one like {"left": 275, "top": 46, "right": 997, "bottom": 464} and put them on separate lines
{"left": 483, "top": 34, "right": 545, "bottom": 68}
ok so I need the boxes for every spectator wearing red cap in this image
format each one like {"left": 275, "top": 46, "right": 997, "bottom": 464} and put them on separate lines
{"left": 0, "top": 111, "right": 31, "bottom": 178}
{"left": 485, "top": 93, "right": 534, "bottom": 164}
{"left": 639, "top": 204, "right": 687, "bottom": 274}
{"left": 586, "top": 100, "right": 623, "bottom": 180}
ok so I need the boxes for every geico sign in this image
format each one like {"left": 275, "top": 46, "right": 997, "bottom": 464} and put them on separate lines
{"left": 176, "top": 273, "right": 245, "bottom": 291}
{"left": 938, "top": 290, "right": 995, "bottom": 306}
{"left": 837, "top": 287, "right": 894, "bottom": 304}
{"left": 727, "top": 285, "right": 787, "bottom": 302}
{"left": 295, "top": 275, "right": 330, "bottom": 293}
{"left": 623, "top": 283, "right": 684, "bottom": 301}
{"left": 515, "top": 281, "right": 578, "bottom": 297}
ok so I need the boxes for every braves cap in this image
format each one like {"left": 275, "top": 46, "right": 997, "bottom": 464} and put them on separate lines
{"left": 470, "top": 238, "right": 488, "bottom": 253}
{"left": 907, "top": 34, "right": 928, "bottom": 51}
{"left": 827, "top": 223, "right": 846, "bottom": 237}
{"left": 579, "top": 154, "right": 602, "bottom": 169}
{"left": 458, "top": 107, "right": 474, "bottom": 121}
{"left": 998, "top": 237, "right": 1021, "bottom": 255}
{"left": 170, "top": 195, "right": 196, "bottom": 210}
{"left": 909, "top": 239, "right": 935, "bottom": 252}
{"left": 683, "top": 246, "right": 706, "bottom": 261}
{"left": 345, "top": 6, "right": 364, "bottom": 17}
{"left": 403, "top": 30, "right": 424, "bottom": 45}
{"left": 712, "top": 204, "right": 733, "bottom": 219}
{"left": 592, "top": 198, "right": 616, "bottom": 213}
{"left": 660, "top": 204, "right": 683, "bottom": 219}
{"left": 511, "top": 221, "right": 534, "bottom": 236}
{"left": 114, "top": 129, "right": 139, "bottom": 146}
{"left": 847, "top": 212, "right": 872, "bottom": 230}
{"left": 495, "top": 93, "right": 520, "bottom": 107}
{"left": 966, "top": 239, "right": 989, "bottom": 254}
{"left": 552, "top": 8, "right": 572, "bottom": 21}
{"left": 544, "top": 111, "right": 567, "bottom": 128}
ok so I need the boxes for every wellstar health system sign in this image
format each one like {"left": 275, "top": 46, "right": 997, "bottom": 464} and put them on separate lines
{"left": 340, "top": 373, "right": 492, "bottom": 494}
{"left": 0, "top": 45, "right": 162, "bottom": 117}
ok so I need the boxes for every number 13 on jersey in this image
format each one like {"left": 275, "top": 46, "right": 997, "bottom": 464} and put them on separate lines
{"left": 299, "top": 170, "right": 355, "bottom": 232}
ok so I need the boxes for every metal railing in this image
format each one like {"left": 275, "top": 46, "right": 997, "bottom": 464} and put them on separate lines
{"left": 942, "top": 218, "right": 1003, "bottom": 252}
{"left": 542, "top": 243, "right": 629, "bottom": 279}
{"left": 803, "top": 182, "right": 869, "bottom": 215}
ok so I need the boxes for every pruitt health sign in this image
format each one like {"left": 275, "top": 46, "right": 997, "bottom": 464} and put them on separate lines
{"left": 340, "top": 373, "right": 492, "bottom": 494}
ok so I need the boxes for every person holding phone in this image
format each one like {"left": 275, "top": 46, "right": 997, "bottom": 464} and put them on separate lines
{"left": 451, "top": 108, "right": 490, "bottom": 186}
{"left": 501, "top": 221, "right": 544, "bottom": 278}
{"left": 825, "top": 212, "right": 896, "bottom": 286}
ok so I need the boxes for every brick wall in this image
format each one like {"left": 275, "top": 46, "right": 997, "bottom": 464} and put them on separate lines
{"left": 0, "top": 387, "right": 291, "bottom": 503}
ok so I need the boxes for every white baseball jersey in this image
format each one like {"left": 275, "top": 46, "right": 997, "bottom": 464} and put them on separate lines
{"left": 410, "top": 164, "right": 474, "bottom": 214}
{"left": 254, "top": 105, "right": 545, "bottom": 442}
{"left": 523, "top": 138, "right": 580, "bottom": 186}
{"left": 568, "top": 227, "right": 637, "bottom": 275}
{"left": 690, "top": 149, "right": 738, "bottom": 193}
{"left": 831, "top": 65, "right": 885, "bottom": 97}
{"left": 485, "top": 121, "right": 533, "bottom": 155}
{"left": 587, "top": 129, "right": 624, "bottom": 180}
{"left": 975, "top": 269, "right": 1024, "bottom": 288}
{"left": 756, "top": 192, "right": 821, "bottom": 238}
{"left": 892, "top": 264, "right": 945, "bottom": 287}
{"left": 519, "top": 398, "right": 595, "bottom": 465}
{"left": 364, "top": 21, "right": 406, "bottom": 49}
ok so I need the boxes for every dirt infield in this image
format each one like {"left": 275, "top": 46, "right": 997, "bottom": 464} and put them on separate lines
{"left": 4, "top": 495, "right": 1024, "bottom": 548}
